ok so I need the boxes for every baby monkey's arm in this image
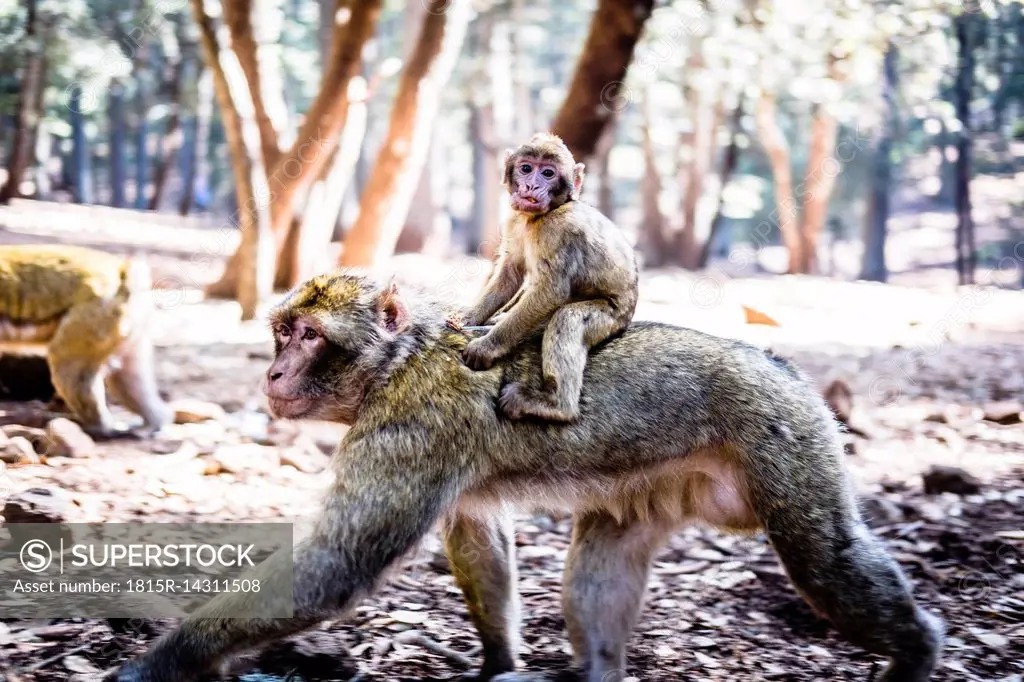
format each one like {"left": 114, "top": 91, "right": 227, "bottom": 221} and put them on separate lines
{"left": 462, "top": 251, "right": 524, "bottom": 327}
{"left": 462, "top": 264, "right": 569, "bottom": 371}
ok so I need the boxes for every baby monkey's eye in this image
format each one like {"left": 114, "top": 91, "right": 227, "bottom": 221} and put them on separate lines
{"left": 277, "top": 325, "right": 291, "bottom": 337}
{"left": 519, "top": 163, "right": 532, "bottom": 174}
{"left": 302, "top": 328, "right": 319, "bottom": 341}
{"left": 541, "top": 168, "right": 555, "bottom": 178}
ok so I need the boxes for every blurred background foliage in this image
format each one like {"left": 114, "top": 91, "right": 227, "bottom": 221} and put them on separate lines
{"left": 0, "top": 0, "right": 1022, "bottom": 317}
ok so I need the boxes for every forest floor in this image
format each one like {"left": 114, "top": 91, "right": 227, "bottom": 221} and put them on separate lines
{"left": 0, "top": 213, "right": 1022, "bottom": 681}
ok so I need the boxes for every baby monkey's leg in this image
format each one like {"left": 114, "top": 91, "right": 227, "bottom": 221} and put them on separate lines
{"left": 500, "top": 300, "right": 622, "bottom": 422}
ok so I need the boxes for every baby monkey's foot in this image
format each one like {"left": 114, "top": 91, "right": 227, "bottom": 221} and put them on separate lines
{"left": 498, "top": 383, "right": 578, "bottom": 423}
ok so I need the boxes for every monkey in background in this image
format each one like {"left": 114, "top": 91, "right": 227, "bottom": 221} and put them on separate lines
{"left": 107, "top": 274, "right": 942, "bottom": 682}
{"left": 0, "top": 244, "right": 171, "bottom": 436}
{"left": 458, "top": 133, "right": 638, "bottom": 423}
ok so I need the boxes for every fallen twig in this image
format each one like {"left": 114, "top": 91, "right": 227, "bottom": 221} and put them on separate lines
{"left": 393, "top": 629, "right": 474, "bottom": 668}
{"left": 23, "top": 642, "right": 93, "bottom": 673}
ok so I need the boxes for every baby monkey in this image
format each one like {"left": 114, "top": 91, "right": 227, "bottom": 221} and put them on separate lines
{"left": 460, "top": 133, "right": 638, "bottom": 422}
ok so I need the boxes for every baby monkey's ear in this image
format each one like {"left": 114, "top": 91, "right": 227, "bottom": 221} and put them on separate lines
{"left": 379, "top": 279, "right": 409, "bottom": 334}
{"left": 502, "top": 148, "right": 517, "bottom": 187}
{"left": 572, "top": 162, "right": 586, "bottom": 199}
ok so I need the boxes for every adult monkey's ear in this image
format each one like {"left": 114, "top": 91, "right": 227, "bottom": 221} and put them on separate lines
{"left": 379, "top": 278, "right": 409, "bottom": 334}
{"left": 572, "top": 162, "right": 586, "bottom": 199}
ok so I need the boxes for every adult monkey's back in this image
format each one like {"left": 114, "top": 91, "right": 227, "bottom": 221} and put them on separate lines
{"left": 108, "top": 274, "right": 943, "bottom": 682}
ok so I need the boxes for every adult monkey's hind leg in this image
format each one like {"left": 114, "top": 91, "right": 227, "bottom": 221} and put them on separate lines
{"left": 750, "top": 439, "right": 944, "bottom": 681}
{"left": 444, "top": 510, "right": 520, "bottom": 680}
{"left": 499, "top": 300, "right": 623, "bottom": 422}
{"left": 106, "top": 332, "right": 172, "bottom": 431}
{"left": 494, "top": 511, "right": 669, "bottom": 682}
{"left": 47, "top": 300, "right": 125, "bottom": 436}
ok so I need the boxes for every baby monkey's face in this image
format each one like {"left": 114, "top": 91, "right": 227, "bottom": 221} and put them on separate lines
{"left": 508, "top": 155, "right": 569, "bottom": 214}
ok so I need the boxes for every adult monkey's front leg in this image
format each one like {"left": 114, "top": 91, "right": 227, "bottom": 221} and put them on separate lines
{"left": 108, "top": 469, "right": 459, "bottom": 682}
{"left": 444, "top": 510, "right": 520, "bottom": 680}
{"left": 108, "top": 546, "right": 316, "bottom": 682}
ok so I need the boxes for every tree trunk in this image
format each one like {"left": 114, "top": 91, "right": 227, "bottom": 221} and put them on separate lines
{"left": 755, "top": 93, "right": 801, "bottom": 274}
{"left": 0, "top": 0, "right": 49, "bottom": 203}
{"left": 510, "top": 0, "right": 534, "bottom": 140}
{"left": 936, "top": 116, "right": 955, "bottom": 205}
{"left": 396, "top": 0, "right": 443, "bottom": 255}
{"left": 180, "top": 67, "right": 213, "bottom": 215}
{"left": 109, "top": 82, "right": 128, "bottom": 207}
{"left": 991, "top": 3, "right": 1010, "bottom": 133}
{"left": 207, "top": 0, "right": 383, "bottom": 296}
{"left": 222, "top": 0, "right": 286, "bottom": 170}
{"left": 192, "top": 0, "right": 275, "bottom": 320}
{"left": 70, "top": 86, "right": 93, "bottom": 204}
{"left": 134, "top": 44, "right": 153, "bottom": 209}
{"left": 638, "top": 95, "right": 669, "bottom": 267}
{"left": 954, "top": 13, "right": 976, "bottom": 286}
{"left": 31, "top": 127, "right": 54, "bottom": 200}
{"left": 397, "top": 133, "right": 451, "bottom": 255}
{"left": 268, "top": 0, "right": 381, "bottom": 284}
{"left": 317, "top": 0, "right": 335, "bottom": 60}
{"left": 797, "top": 103, "right": 839, "bottom": 274}
{"left": 468, "top": 103, "right": 487, "bottom": 255}
{"left": 699, "top": 102, "right": 744, "bottom": 269}
{"left": 861, "top": 43, "right": 897, "bottom": 283}
{"left": 477, "top": 13, "right": 511, "bottom": 260}
{"left": 297, "top": 76, "right": 369, "bottom": 277}
{"left": 593, "top": 121, "right": 616, "bottom": 220}
{"left": 339, "top": 0, "right": 471, "bottom": 267}
{"left": 677, "top": 82, "right": 717, "bottom": 270}
{"left": 550, "top": 0, "right": 654, "bottom": 160}
{"left": 149, "top": 37, "right": 187, "bottom": 211}
{"left": 469, "top": 102, "right": 502, "bottom": 258}
{"left": 25, "top": 36, "right": 50, "bottom": 197}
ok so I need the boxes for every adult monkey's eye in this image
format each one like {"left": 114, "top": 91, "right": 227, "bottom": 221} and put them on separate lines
{"left": 541, "top": 168, "right": 555, "bottom": 178}
{"left": 302, "top": 328, "right": 319, "bottom": 341}
{"left": 519, "top": 163, "right": 532, "bottom": 174}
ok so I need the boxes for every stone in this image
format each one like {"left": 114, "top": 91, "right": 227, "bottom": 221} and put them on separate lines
{"left": 171, "top": 399, "right": 227, "bottom": 424}
{"left": 0, "top": 436, "right": 40, "bottom": 465}
{"left": 983, "top": 401, "right": 1022, "bottom": 425}
{"left": 922, "top": 465, "right": 981, "bottom": 496}
{"left": 3, "top": 488, "right": 66, "bottom": 522}
{"left": 210, "top": 443, "right": 280, "bottom": 474}
{"left": 1, "top": 425, "right": 47, "bottom": 448}
{"left": 279, "top": 436, "right": 329, "bottom": 474}
{"left": 42, "top": 418, "right": 96, "bottom": 458}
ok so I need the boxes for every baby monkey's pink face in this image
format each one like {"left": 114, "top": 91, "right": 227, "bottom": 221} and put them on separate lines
{"left": 509, "top": 156, "right": 567, "bottom": 214}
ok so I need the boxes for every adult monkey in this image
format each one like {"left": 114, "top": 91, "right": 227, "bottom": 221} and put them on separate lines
{"left": 107, "top": 274, "right": 943, "bottom": 682}
{"left": 0, "top": 244, "right": 170, "bottom": 435}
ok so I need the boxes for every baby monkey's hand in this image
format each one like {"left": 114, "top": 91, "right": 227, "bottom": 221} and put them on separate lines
{"left": 463, "top": 336, "right": 503, "bottom": 370}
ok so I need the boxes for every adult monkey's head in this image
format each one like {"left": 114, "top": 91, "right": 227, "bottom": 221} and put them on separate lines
{"left": 503, "top": 133, "right": 585, "bottom": 215}
{"left": 262, "top": 274, "right": 410, "bottom": 424}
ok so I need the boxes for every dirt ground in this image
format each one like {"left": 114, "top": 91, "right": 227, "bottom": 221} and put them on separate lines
{"left": 0, "top": 215, "right": 1022, "bottom": 681}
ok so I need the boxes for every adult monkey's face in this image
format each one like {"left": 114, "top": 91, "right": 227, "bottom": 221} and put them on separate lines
{"left": 503, "top": 133, "right": 585, "bottom": 215}
{"left": 262, "top": 275, "right": 408, "bottom": 424}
